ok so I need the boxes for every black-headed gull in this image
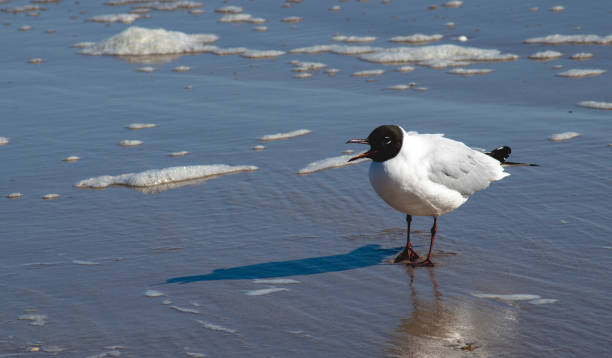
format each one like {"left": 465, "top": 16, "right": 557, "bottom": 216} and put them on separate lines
{"left": 347, "top": 125, "right": 536, "bottom": 266}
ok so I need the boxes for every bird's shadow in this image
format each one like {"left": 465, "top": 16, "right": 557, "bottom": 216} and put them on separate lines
{"left": 166, "top": 244, "right": 403, "bottom": 284}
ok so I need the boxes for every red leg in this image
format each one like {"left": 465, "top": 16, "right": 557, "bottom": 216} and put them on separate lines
{"left": 412, "top": 217, "right": 437, "bottom": 267}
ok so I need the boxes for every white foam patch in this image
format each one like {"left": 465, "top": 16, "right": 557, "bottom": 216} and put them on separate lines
{"left": 0, "top": 137, "right": 8, "bottom": 146}
{"left": 19, "top": 25, "right": 32, "bottom": 32}
{"left": 282, "top": 16, "right": 303, "bottom": 23}
{"left": 75, "top": 164, "right": 257, "bottom": 189}
{"left": 360, "top": 44, "right": 519, "bottom": 68}
{"left": 254, "top": 26, "right": 267, "bottom": 32}
{"left": 253, "top": 145, "right": 265, "bottom": 151}
{"left": 529, "top": 298, "right": 558, "bottom": 304}
{"left": 524, "top": 34, "right": 612, "bottom": 45}
{"left": 396, "top": 66, "right": 415, "bottom": 72}
{"left": 472, "top": 293, "right": 541, "bottom": 301}
{"left": 169, "top": 150, "right": 190, "bottom": 156}
{"left": 550, "top": 5, "right": 565, "bottom": 12}
{"left": 215, "top": 5, "right": 243, "bottom": 14}
{"left": 253, "top": 279, "right": 300, "bottom": 284}
{"left": 213, "top": 47, "right": 247, "bottom": 55}
{"left": 329, "top": 5, "right": 341, "bottom": 11}
{"left": 241, "top": 49, "right": 285, "bottom": 59}
{"left": 196, "top": 320, "right": 238, "bottom": 334}
{"left": 447, "top": 68, "right": 493, "bottom": 75}
{"left": 128, "top": 123, "right": 157, "bottom": 130}
{"left": 171, "top": 305, "right": 200, "bottom": 314}
{"left": 258, "top": 129, "right": 311, "bottom": 141}
{"left": 298, "top": 154, "right": 368, "bottom": 174}
{"left": 144, "top": 289, "right": 164, "bottom": 297}
{"left": 72, "top": 41, "right": 95, "bottom": 48}
{"left": 291, "top": 60, "right": 327, "bottom": 72}
{"left": 385, "top": 84, "right": 410, "bottom": 90}
{"left": 443, "top": 1, "right": 462, "bottom": 7}
{"left": 290, "top": 44, "right": 378, "bottom": 56}
{"left": 63, "top": 156, "right": 80, "bottom": 162}
{"left": 352, "top": 69, "right": 384, "bottom": 77}
{"left": 550, "top": 132, "right": 580, "bottom": 141}
{"left": 119, "top": 139, "right": 143, "bottom": 147}
{"left": 41, "top": 193, "right": 60, "bottom": 200}
{"left": 144, "top": 1, "right": 204, "bottom": 11}
{"left": 72, "top": 260, "right": 101, "bottom": 265}
{"left": 556, "top": 69, "right": 605, "bottom": 78}
{"left": 389, "top": 34, "right": 443, "bottom": 44}
{"left": 80, "top": 26, "right": 219, "bottom": 56}
{"left": 219, "top": 14, "right": 266, "bottom": 24}
{"left": 1, "top": 5, "right": 44, "bottom": 13}
{"left": 577, "top": 100, "right": 612, "bottom": 110}
{"left": 18, "top": 314, "right": 48, "bottom": 326}
{"left": 136, "top": 66, "right": 155, "bottom": 73}
{"left": 246, "top": 287, "right": 288, "bottom": 296}
{"left": 29, "top": 58, "right": 43, "bottom": 64}
{"left": 332, "top": 35, "right": 377, "bottom": 43}
{"left": 325, "top": 68, "right": 339, "bottom": 76}
{"left": 528, "top": 50, "right": 562, "bottom": 60}
{"left": 173, "top": 65, "right": 191, "bottom": 72}
{"left": 569, "top": 52, "right": 593, "bottom": 60}
{"left": 8, "top": 192, "right": 23, "bottom": 199}
{"left": 294, "top": 73, "right": 312, "bottom": 79}
{"left": 87, "top": 14, "right": 140, "bottom": 24}
{"left": 186, "top": 353, "right": 206, "bottom": 358}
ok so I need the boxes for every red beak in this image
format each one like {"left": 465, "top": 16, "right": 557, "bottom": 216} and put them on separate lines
{"left": 346, "top": 138, "right": 374, "bottom": 162}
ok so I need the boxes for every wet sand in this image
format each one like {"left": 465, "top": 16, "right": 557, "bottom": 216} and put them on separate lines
{"left": 1, "top": 0, "right": 611, "bottom": 357}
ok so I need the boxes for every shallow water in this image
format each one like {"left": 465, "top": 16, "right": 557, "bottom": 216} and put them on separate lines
{"left": 1, "top": 0, "right": 611, "bottom": 357}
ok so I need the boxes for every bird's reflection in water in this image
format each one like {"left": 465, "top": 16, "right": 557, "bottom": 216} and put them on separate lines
{"left": 387, "top": 268, "right": 518, "bottom": 358}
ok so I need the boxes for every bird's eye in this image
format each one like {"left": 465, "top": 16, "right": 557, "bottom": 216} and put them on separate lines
{"left": 384, "top": 136, "right": 392, "bottom": 145}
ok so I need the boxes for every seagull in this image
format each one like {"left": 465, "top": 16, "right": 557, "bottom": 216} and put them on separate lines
{"left": 347, "top": 125, "right": 536, "bottom": 267}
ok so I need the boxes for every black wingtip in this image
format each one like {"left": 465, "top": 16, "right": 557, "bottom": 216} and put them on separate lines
{"left": 486, "top": 146, "right": 539, "bottom": 166}
{"left": 485, "top": 146, "right": 511, "bottom": 163}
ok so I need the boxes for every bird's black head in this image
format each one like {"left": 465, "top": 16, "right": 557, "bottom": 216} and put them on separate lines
{"left": 347, "top": 125, "right": 403, "bottom": 162}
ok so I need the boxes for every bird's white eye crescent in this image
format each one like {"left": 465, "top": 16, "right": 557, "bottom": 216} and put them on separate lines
{"left": 384, "top": 136, "right": 392, "bottom": 145}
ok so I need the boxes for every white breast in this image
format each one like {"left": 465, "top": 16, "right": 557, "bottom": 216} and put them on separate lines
{"left": 368, "top": 130, "right": 509, "bottom": 217}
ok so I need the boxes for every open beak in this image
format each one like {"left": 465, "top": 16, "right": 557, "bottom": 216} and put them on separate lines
{"left": 346, "top": 138, "right": 374, "bottom": 162}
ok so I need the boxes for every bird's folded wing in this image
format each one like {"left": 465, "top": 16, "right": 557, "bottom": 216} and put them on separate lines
{"left": 426, "top": 138, "right": 508, "bottom": 197}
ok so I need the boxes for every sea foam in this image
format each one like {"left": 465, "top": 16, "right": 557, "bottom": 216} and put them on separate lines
{"left": 215, "top": 5, "right": 243, "bottom": 14}
{"left": 576, "top": 101, "right": 612, "bottom": 110}
{"left": 86, "top": 14, "right": 141, "bottom": 24}
{"left": 524, "top": 34, "right": 612, "bottom": 45}
{"left": 447, "top": 68, "right": 492, "bottom": 75}
{"left": 472, "top": 293, "right": 541, "bottom": 301}
{"left": 359, "top": 44, "right": 518, "bottom": 68}
{"left": 298, "top": 154, "right": 368, "bottom": 174}
{"left": 550, "top": 132, "right": 580, "bottom": 141}
{"left": 258, "top": 129, "right": 311, "bottom": 141}
{"left": 556, "top": 69, "right": 605, "bottom": 78}
{"left": 74, "top": 165, "right": 258, "bottom": 189}
{"left": 196, "top": 320, "right": 238, "bottom": 334}
{"left": 528, "top": 50, "right": 562, "bottom": 61}
{"left": 389, "top": 34, "right": 443, "bottom": 44}
{"left": 246, "top": 287, "right": 288, "bottom": 296}
{"left": 80, "top": 26, "right": 219, "bottom": 56}
{"left": 333, "top": 35, "right": 377, "bottom": 43}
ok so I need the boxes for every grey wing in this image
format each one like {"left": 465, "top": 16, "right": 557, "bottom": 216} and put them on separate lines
{"left": 426, "top": 136, "right": 508, "bottom": 197}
